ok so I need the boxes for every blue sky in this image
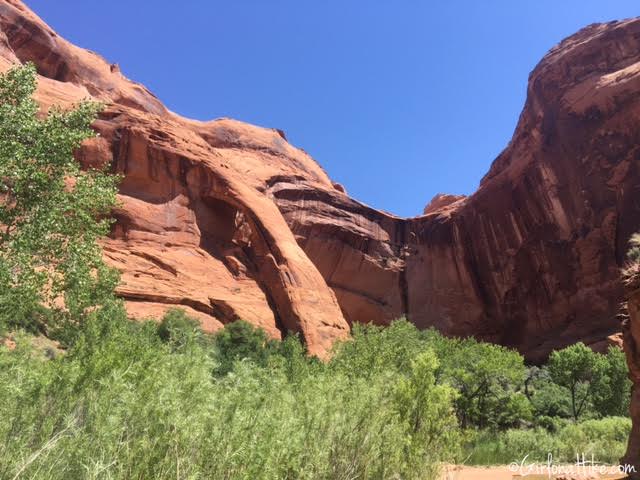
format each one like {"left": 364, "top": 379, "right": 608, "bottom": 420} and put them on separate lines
{"left": 27, "top": 1, "right": 640, "bottom": 217}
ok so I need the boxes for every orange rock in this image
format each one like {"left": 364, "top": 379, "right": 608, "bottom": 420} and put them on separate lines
{"left": 271, "top": 19, "right": 640, "bottom": 362}
{"left": 423, "top": 193, "right": 466, "bottom": 215}
{"left": 1, "top": 2, "right": 639, "bottom": 363}
{"left": 0, "top": 0, "right": 349, "bottom": 358}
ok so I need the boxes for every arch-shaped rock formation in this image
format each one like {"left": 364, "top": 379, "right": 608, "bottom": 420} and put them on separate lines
{"left": 1, "top": 1, "right": 640, "bottom": 363}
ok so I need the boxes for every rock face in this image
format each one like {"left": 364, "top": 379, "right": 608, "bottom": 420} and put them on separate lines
{"left": 423, "top": 194, "right": 466, "bottom": 215}
{"left": 0, "top": 0, "right": 350, "bottom": 357}
{"left": 1, "top": 1, "right": 640, "bottom": 361}
{"left": 275, "top": 19, "right": 640, "bottom": 361}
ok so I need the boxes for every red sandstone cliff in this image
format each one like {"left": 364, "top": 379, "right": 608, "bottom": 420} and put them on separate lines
{"left": 272, "top": 19, "right": 640, "bottom": 361}
{"left": 1, "top": 1, "right": 639, "bottom": 361}
{"left": 0, "top": 0, "right": 350, "bottom": 357}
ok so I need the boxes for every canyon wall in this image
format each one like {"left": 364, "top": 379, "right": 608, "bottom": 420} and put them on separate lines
{"left": 1, "top": 1, "right": 640, "bottom": 361}
{"left": 270, "top": 19, "right": 640, "bottom": 361}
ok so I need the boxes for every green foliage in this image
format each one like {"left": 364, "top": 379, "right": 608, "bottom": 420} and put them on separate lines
{"left": 0, "top": 308, "right": 633, "bottom": 476}
{"left": 330, "top": 319, "right": 425, "bottom": 377}
{"left": 332, "top": 323, "right": 630, "bottom": 432}
{"left": 465, "top": 428, "right": 557, "bottom": 465}
{"left": 0, "top": 315, "right": 459, "bottom": 480}
{"left": 0, "top": 63, "right": 119, "bottom": 340}
{"left": 156, "top": 308, "right": 208, "bottom": 350}
{"left": 268, "top": 333, "right": 324, "bottom": 382}
{"left": 548, "top": 342, "right": 606, "bottom": 421}
{"left": 393, "top": 351, "right": 460, "bottom": 478}
{"left": 465, "top": 417, "right": 631, "bottom": 465}
{"left": 592, "top": 346, "right": 632, "bottom": 417}
{"left": 213, "top": 319, "right": 279, "bottom": 375}
{"left": 528, "top": 345, "right": 631, "bottom": 423}
{"left": 0, "top": 303, "right": 217, "bottom": 480}
{"left": 426, "top": 331, "right": 529, "bottom": 429}
{"left": 526, "top": 366, "right": 573, "bottom": 421}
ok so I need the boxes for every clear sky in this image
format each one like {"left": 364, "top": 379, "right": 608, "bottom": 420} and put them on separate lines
{"left": 26, "top": 1, "right": 640, "bottom": 217}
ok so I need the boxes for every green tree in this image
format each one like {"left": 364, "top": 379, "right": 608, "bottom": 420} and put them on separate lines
{"left": 0, "top": 64, "right": 119, "bottom": 340}
{"left": 156, "top": 308, "right": 206, "bottom": 351}
{"left": 525, "top": 366, "right": 572, "bottom": 421}
{"left": 592, "top": 346, "right": 631, "bottom": 418}
{"left": 548, "top": 342, "right": 605, "bottom": 421}
{"left": 427, "top": 331, "right": 529, "bottom": 429}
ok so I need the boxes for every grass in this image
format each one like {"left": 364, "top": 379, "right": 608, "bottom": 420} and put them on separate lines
{"left": 464, "top": 417, "right": 631, "bottom": 466}
{"left": 0, "top": 311, "right": 632, "bottom": 478}
{"left": 0, "top": 309, "right": 458, "bottom": 480}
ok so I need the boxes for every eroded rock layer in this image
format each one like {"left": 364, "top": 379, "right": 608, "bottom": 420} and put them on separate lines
{"left": 271, "top": 19, "right": 640, "bottom": 361}
{"left": 0, "top": 0, "right": 351, "bottom": 357}
{"left": 2, "top": 1, "right": 640, "bottom": 361}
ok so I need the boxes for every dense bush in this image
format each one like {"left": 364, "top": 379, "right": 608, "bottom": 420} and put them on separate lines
{"left": 156, "top": 307, "right": 208, "bottom": 349}
{"left": 464, "top": 417, "right": 631, "bottom": 465}
{"left": 0, "top": 311, "right": 461, "bottom": 480}
{"left": 330, "top": 320, "right": 426, "bottom": 377}
{"left": 0, "top": 308, "right": 633, "bottom": 477}
{"left": 526, "top": 366, "right": 573, "bottom": 422}
{"left": 213, "top": 318, "right": 279, "bottom": 375}
{"left": 330, "top": 321, "right": 533, "bottom": 430}
{"left": 425, "top": 331, "right": 530, "bottom": 429}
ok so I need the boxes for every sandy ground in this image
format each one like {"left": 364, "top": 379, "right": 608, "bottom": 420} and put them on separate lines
{"left": 440, "top": 465, "right": 630, "bottom": 480}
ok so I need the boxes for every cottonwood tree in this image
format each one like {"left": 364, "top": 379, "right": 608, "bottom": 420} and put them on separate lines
{"left": 591, "top": 346, "right": 631, "bottom": 418}
{"left": 427, "top": 332, "right": 530, "bottom": 429}
{"left": 0, "top": 64, "right": 119, "bottom": 341}
{"left": 548, "top": 342, "right": 605, "bottom": 421}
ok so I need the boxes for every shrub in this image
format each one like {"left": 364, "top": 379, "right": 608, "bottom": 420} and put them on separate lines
{"left": 213, "top": 319, "right": 279, "bottom": 375}
{"left": 464, "top": 428, "right": 557, "bottom": 465}
{"left": 526, "top": 365, "right": 573, "bottom": 421}
{"left": 556, "top": 417, "right": 631, "bottom": 464}
{"left": 0, "top": 315, "right": 460, "bottom": 479}
{"left": 330, "top": 319, "right": 425, "bottom": 377}
{"left": 156, "top": 307, "right": 207, "bottom": 350}
{"left": 393, "top": 351, "right": 461, "bottom": 478}
{"left": 464, "top": 417, "right": 631, "bottom": 465}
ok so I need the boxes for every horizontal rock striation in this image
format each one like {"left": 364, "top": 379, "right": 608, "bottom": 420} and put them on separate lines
{"left": 272, "top": 19, "right": 640, "bottom": 361}
{"left": 2, "top": 1, "right": 640, "bottom": 361}
{"left": 0, "top": 0, "right": 350, "bottom": 357}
